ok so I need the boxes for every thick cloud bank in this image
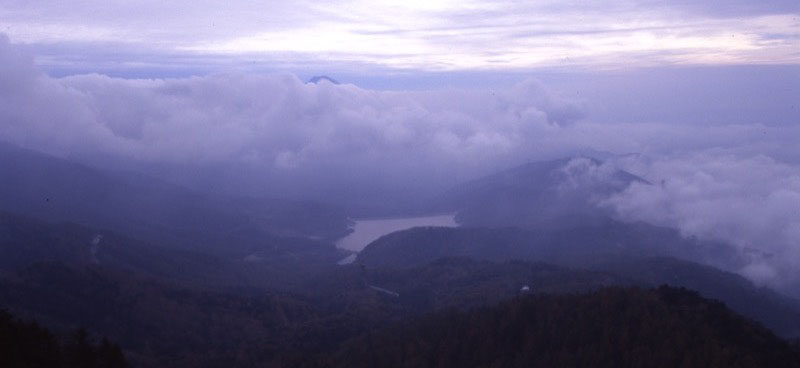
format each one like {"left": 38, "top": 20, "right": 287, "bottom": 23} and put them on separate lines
{"left": 2, "top": 36, "right": 800, "bottom": 293}
{"left": 602, "top": 153, "right": 800, "bottom": 292}
{"left": 0, "top": 35, "right": 585, "bottom": 195}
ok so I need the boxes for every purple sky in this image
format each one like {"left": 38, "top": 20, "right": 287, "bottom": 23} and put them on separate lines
{"left": 1, "top": 0, "right": 798, "bottom": 76}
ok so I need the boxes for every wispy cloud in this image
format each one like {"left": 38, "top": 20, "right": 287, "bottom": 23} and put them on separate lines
{"left": 1, "top": 1, "right": 797, "bottom": 74}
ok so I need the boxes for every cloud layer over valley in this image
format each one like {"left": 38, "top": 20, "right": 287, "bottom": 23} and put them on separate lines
{"left": 2, "top": 35, "right": 800, "bottom": 293}
{"left": 602, "top": 153, "right": 800, "bottom": 292}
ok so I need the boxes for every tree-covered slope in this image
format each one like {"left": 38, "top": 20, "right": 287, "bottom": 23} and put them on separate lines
{"left": 0, "top": 142, "right": 351, "bottom": 253}
{"left": 356, "top": 226, "right": 800, "bottom": 338}
{"left": 357, "top": 221, "right": 736, "bottom": 271}
{"left": 0, "top": 309, "right": 127, "bottom": 368}
{"left": 301, "top": 286, "right": 800, "bottom": 368}
{"left": 0, "top": 262, "right": 317, "bottom": 367}
{"left": 433, "top": 157, "right": 646, "bottom": 228}
{"left": 0, "top": 212, "right": 347, "bottom": 291}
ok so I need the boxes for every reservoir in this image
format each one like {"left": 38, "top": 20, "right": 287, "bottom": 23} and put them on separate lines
{"left": 336, "top": 214, "right": 457, "bottom": 253}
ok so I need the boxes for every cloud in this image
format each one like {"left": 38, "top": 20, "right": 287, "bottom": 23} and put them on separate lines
{"left": 602, "top": 152, "right": 800, "bottom": 293}
{"left": 0, "top": 35, "right": 119, "bottom": 155}
{"left": 2, "top": 1, "right": 798, "bottom": 73}
{"left": 1, "top": 35, "right": 796, "bottom": 192}
{"left": 0, "top": 36, "right": 586, "bottom": 197}
{"left": 3, "top": 35, "right": 800, "bottom": 293}
{"left": 649, "top": 0, "right": 800, "bottom": 18}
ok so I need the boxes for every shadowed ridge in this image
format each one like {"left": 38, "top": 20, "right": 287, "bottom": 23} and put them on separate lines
{"left": 308, "top": 75, "right": 340, "bottom": 84}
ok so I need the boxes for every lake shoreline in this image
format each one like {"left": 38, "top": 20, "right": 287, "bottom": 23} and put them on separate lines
{"left": 335, "top": 214, "right": 458, "bottom": 254}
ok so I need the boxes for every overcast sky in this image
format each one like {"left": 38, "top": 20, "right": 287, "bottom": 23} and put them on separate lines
{"left": 1, "top": 0, "right": 798, "bottom": 77}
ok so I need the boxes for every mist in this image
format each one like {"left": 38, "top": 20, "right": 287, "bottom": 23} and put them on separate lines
{"left": 2, "top": 33, "right": 800, "bottom": 291}
{"left": 603, "top": 153, "right": 800, "bottom": 291}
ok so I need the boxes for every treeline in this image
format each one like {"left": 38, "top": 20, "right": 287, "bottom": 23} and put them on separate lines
{"left": 297, "top": 286, "right": 800, "bottom": 368}
{"left": 0, "top": 310, "right": 127, "bottom": 368}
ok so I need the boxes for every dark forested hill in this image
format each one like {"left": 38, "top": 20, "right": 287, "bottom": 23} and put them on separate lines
{"left": 300, "top": 286, "right": 800, "bottom": 368}
{"left": 286, "top": 257, "right": 635, "bottom": 351}
{"left": 0, "top": 212, "right": 225, "bottom": 282}
{"left": 0, "top": 309, "right": 128, "bottom": 368}
{"left": 0, "top": 212, "right": 346, "bottom": 291}
{"left": 2, "top": 226, "right": 799, "bottom": 366}
{"left": 303, "top": 257, "right": 632, "bottom": 314}
{"left": 357, "top": 221, "right": 737, "bottom": 271}
{"left": 0, "top": 262, "right": 319, "bottom": 367}
{"left": 356, "top": 226, "right": 800, "bottom": 338}
{"left": 0, "top": 142, "right": 351, "bottom": 253}
{"left": 432, "top": 157, "right": 646, "bottom": 228}
{"left": 585, "top": 256, "right": 800, "bottom": 339}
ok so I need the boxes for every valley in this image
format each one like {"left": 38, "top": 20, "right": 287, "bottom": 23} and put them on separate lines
{"left": 2, "top": 148, "right": 800, "bottom": 367}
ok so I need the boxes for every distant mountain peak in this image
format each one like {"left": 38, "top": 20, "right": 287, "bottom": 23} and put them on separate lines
{"left": 307, "top": 75, "right": 340, "bottom": 85}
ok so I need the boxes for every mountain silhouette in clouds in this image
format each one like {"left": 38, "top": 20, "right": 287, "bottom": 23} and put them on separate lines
{"left": 433, "top": 157, "right": 648, "bottom": 228}
{"left": 308, "top": 75, "right": 340, "bottom": 84}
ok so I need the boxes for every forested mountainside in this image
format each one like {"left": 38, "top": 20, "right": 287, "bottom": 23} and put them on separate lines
{"left": 0, "top": 142, "right": 351, "bottom": 252}
{"left": 357, "top": 222, "right": 737, "bottom": 276}
{"left": 0, "top": 262, "right": 318, "bottom": 367}
{"left": 301, "top": 257, "right": 633, "bottom": 313}
{"left": 0, "top": 309, "right": 128, "bottom": 368}
{"left": 297, "top": 286, "right": 800, "bottom": 368}
{"left": 3, "top": 209, "right": 800, "bottom": 366}
{"left": 432, "top": 157, "right": 647, "bottom": 228}
{"left": 0, "top": 256, "right": 632, "bottom": 366}
{"left": 0, "top": 212, "right": 347, "bottom": 291}
{"left": 2, "top": 153, "right": 799, "bottom": 366}
{"left": 357, "top": 226, "right": 800, "bottom": 338}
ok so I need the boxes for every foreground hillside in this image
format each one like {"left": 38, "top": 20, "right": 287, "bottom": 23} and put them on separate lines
{"left": 0, "top": 309, "right": 127, "bottom": 368}
{"left": 358, "top": 225, "right": 800, "bottom": 338}
{"left": 2, "top": 211, "right": 800, "bottom": 366}
{"left": 300, "top": 286, "right": 800, "bottom": 368}
{"left": 0, "top": 257, "right": 631, "bottom": 367}
{"left": 0, "top": 262, "right": 318, "bottom": 367}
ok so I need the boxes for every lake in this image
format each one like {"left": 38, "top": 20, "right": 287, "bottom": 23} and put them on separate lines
{"left": 336, "top": 214, "right": 458, "bottom": 253}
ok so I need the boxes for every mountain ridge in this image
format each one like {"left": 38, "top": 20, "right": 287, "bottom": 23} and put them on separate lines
{"left": 432, "top": 156, "right": 648, "bottom": 228}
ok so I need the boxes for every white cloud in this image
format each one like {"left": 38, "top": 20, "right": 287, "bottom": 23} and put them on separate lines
{"left": 2, "top": 34, "right": 796, "bottom": 187}
{"left": 1, "top": 1, "right": 797, "bottom": 73}
{"left": 0, "top": 36, "right": 579, "bottom": 179}
{"left": 602, "top": 152, "right": 800, "bottom": 292}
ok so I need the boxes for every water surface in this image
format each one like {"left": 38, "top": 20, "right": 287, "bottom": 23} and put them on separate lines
{"left": 336, "top": 214, "right": 457, "bottom": 252}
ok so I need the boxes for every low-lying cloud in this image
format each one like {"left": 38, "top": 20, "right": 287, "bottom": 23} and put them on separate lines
{"left": 2, "top": 35, "right": 800, "bottom": 293}
{"left": 602, "top": 153, "right": 800, "bottom": 293}
{"left": 1, "top": 34, "right": 591, "bottom": 199}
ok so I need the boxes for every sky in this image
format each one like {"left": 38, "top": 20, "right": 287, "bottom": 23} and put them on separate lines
{"left": 1, "top": 1, "right": 800, "bottom": 292}
{"left": 1, "top": 0, "right": 798, "bottom": 78}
